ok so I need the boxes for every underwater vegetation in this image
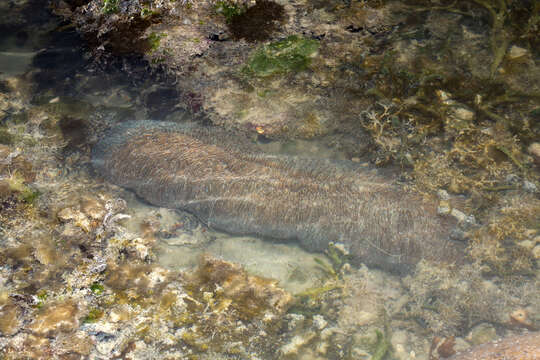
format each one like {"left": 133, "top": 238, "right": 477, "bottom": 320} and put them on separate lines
{"left": 92, "top": 120, "right": 466, "bottom": 273}
{"left": 242, "top": 35, "right": 320, "bottom": 78}
{"left": 101, "top": 0, "right": 118, "bottom": 14}
{"left": 376, "top": 0, "right": 540, "bottom": 68}
{"left": 468, "top": 195, "right": 540, "bottom": 275}
{"left": 350, "top": 3, "right": 540, "bottom": 274}
{"left": 402, "top": 260, "right": 539, "bottom": 335}
{"left": 214, "top": 0, "right": 246, "bottom": 24}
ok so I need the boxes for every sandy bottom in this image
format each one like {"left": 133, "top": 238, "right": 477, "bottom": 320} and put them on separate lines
{"left": 121, "top": 190, "right": 331, "bottom": 294}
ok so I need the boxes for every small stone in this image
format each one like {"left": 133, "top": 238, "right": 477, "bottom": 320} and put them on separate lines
{"left": 437, "top": 189, "right": 450, "bottom": 201}
{"left": 80, "top": 196, "right": 106, "bottom": 220}
{"left": 392, "top": 331, "right": 409, "bottom": 360}
{"left": 316, "top": 341, "right": 329, "bottom": 355}
{"left": 523, "top": 181, "right": 537, "bottom": 193}
{"left": 351, "top": 348, "right": 371, "bottom": 358}
{"left": 466, "top": 323, "right": 497, "bottom": 345}
{"left": 436, "top": 90, "right": 452, "bottom": 103}
{"left": 528, "top": 143, "right": 540, "bottom": 162}
{"left": 332, "top": 242, "right": 349, "bottom": 256}
{"left": 437, "top": 200, "right": 451, "bottom": 215}
{"left": 450, "top": 208, "right": 475, "bottom": 225}
{"left": 280, "top": 332, "right": 316, "bottom": 356}
{"left": 286, "top": 313, "right": 305, "bottom": 331}
{"left": 55, "top": 331, "right": 94, "bottom": 356}
{"left": 451, "top": 107, "right": 475, "bottom": 122}
{"left": 480, "top": 127, "right": 494, "bottom": 136}
{"left": 453, "top": 337, "right": 471, "bottom": 353}
{"left": 507, "top": 45, "right": 528, "bottom": 60}
{"left": 320, "top": 327, "right": 333, "bottom": 340}
{"left": 517, "top": 240, "right": 535, "bottom": 251}
{"left": 532, "top": 245, "right": 540, "bottom": 260}
{"left": 450, "top": 228, "right": 467, "bottom": 241}
{"left": 57, "top": 207, "right": 91, "bottom": 232}
{"left": 109, "top": 305, "right": 131, "bottom": 323}
{"left": 505, "top": 174, "right": 520, "bottom": 184}
{"left": 312, "top": 315, "right": 327, "bottom": 330}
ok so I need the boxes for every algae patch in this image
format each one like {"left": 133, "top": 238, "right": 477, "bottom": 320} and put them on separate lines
{"left": 242, "top": 35, "right": 319, "bottom": 78}
{"left": 102, "top": 0, "right": 119, "bottom": 14}
{"left": 214, "top": 0, "right": 246, "bottom": 24}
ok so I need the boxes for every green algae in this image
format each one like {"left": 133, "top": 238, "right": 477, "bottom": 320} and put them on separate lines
{"left": 372, "top": 330, "right": 391, "bottom": 360}
{"left": 290, "top": 244, "right": 349, "bottom": 316}
{"left": 0, "top": 128, "right": 14, "bottom": 145}
{"left": 102, "top": 0, "right": 119, "bottom": 14}
{"left": 34, "top": 290, "right": 48, "bottom": 309}
{"left": 5, "top": 172, "right": 39, "bottom": 204}
{"left": 90, "top": 282, "right": 105, "bottom": 295}
{"left": 83, "top": 308, "right": 104, "bottom": 323}
{"left": 242, "top": 36, "right": 319, "bottom": 78}
{"left": 214, "top": 1, "right": 245, "bottom": 23}
{"left": 140, "top": 6, "right": 159, "bottom": 18}
{"left": 146, "top": 32, "right": 167, "bottom": 53}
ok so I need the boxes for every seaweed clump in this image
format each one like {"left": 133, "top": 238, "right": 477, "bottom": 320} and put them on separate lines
{"left": 401, "top": 261, "right": 535, "bottom": 335}
{"left": 228, "top": 0, "right": 286, "bottom": 42}
{"left": 215, "top": 0, "right": 246, "bottom": 24}
{"left": 243, "top": 35, "right": 319, "bottom": 77}
{"left": 468, "top": 195, "right": 540, "bottom": 275}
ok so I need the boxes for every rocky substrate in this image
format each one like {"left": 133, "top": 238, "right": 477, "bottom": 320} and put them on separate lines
{"left": 0, "top": 69, "right": 538, "bottom": 359}
{"left": 51, "top": 0, "right": 540, "bottom": 274}
{"left": 1, "top": 0, "right": 540, "bottom": 358}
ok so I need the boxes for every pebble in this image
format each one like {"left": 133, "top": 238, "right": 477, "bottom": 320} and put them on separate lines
{"left": 532, "top": 245, "right": 540, "bottom": 260}
{"left": 450, "top": 208, "right": 476, "bottom": 225}
{"left": 437, "top": 189, "right": 450, "bottom": 201}
{"left": 523, "top": 180, "right": 537, "bottom": 193}
{"left": 507, "top": 45, "right": 529, "bottom": 60}
{"left": 506, "top": 174, "right": 520, "bottom": 184}
{"left": 451, "top": 107, "right": 475, "bottom": 122}
{"left": 518, "top": 240, "right": 535, "bottom": 251}
{"left": 528, "top": 142, "right": 540, "bottom": 162}
{"left": 466, "top": 323, "right": 497, "bottom": 345}
{"left": 280, "top": 332, "right": 316, "bottom": 356}
{"left": 312, "top": 315, "right": 327, "bottom": 330}
{"left": 57, "top": 207, "right": 91, "bottom": 232}
{"left": 437, "top": 200, "right": 451, "bottom": 215}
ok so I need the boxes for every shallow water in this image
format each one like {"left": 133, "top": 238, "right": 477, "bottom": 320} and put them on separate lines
{"left": 1, "top": 1, "right": 539, "bottom": 360}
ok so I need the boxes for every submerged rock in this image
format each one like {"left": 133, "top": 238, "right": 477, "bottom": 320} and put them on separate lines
{"left": 93, "top": 120, "right": 464, "bottom": 272}
{"left": 448, "top": 331, "right": 540, "bottom": 360}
